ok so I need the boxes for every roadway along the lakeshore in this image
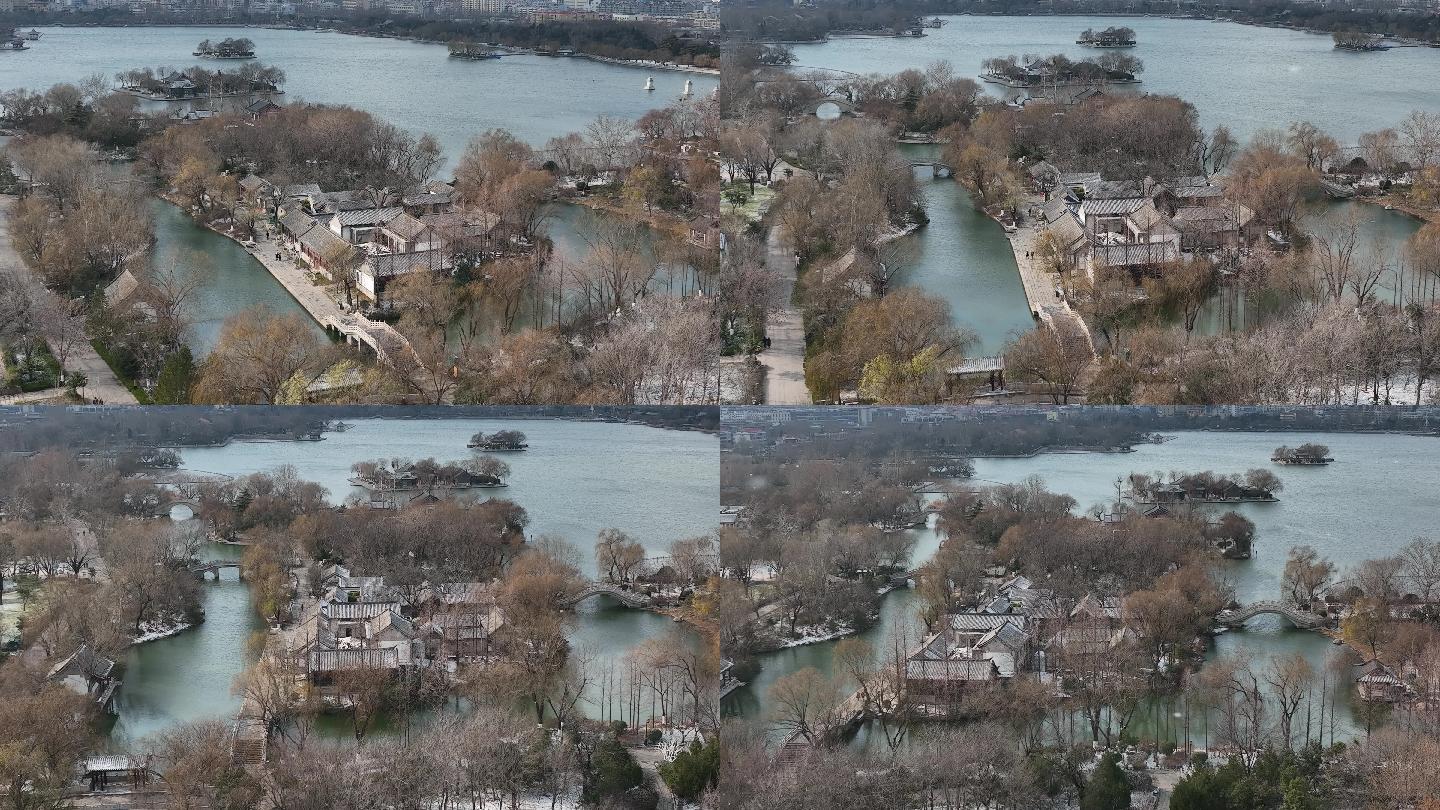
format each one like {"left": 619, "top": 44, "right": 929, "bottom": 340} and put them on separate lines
{"left": 0, "top": 196, "right": 138, "bottom": 405}
{"left": 756, "top": 227, "right": 811, "bottom": 405}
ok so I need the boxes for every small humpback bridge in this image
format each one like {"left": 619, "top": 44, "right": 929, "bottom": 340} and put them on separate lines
{"left": 910, "top": 160, "right": 953, "bottom": 178}
{"left": 158, "top": 498, "right": 201, "bottom": 517}
{"left": 565, "top": 583, "right": 650, "bottom": 609}
{"left": 192, "top": 561, "right": 243, "bottom": 582}
{"left": 1217, "top": 601, "right": 1327, "bottom": 630}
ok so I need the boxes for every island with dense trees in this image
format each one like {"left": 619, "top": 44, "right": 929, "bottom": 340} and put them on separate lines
{"left": 193, "top": 37, "right": 256, "bottom": 59}
{"left": 1128, "top": 470, "right": 1284, "bottom": 503}
{"left": 1076, "top": 26, "right": 1136, "bottom": 48}
{"left": 468, "top": 429, "right": 529, "bottom": 451}
{"left": 1272, "top": 443, "right": 1335, "bottom": 465}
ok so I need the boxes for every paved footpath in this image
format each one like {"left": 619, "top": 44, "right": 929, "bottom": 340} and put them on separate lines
{"left": 247, "top": 233, "right": 412, "bottom": 362}
{"left": 1005, "top": 207, "right": 1097, "bottom": 357}
{"left": 0, "top": 196, "right": 137, "bottom": 404}
{"left": 755, "top": 227, "right": 811, "bottom": 404}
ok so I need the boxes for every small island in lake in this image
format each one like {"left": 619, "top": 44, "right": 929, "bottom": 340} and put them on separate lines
{"left": 981, "top": 52, "right": 1142, "bottom": 87}
{"left": 1272, "top": 443, "right": 1334, "bottom": 465}
{"left": 194, "top": 37, "right": 256, "bottom": 59}
{"left": 447, "top": 40, "right": 502, "bottom": 60}
{"left": 467, "top": 430, "right": 528, "bottom": 451}
{"left": 1128, "top": 469, "right": 1283, "bottom": 504}
{"left": 1333, "top": 31, "right": 1389, "bottom": 51}
{"left": 348, "top": 457, "right": 510, "bottom": 499}
{"left": 1077, "top": 26, "right": 1136, "bottom": 48}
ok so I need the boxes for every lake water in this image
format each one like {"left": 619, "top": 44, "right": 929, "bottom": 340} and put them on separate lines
{"left": 111, "top": 417, "right": 717, "bottom": 746}
{"left": 792, "top": 16, "right": 1440, "bottom": 144}
{"left": 727, "top": 430, "right": 1440, "bottom": 746}
{"left": 6, "top": 26, "right": 716, "bottom": 164}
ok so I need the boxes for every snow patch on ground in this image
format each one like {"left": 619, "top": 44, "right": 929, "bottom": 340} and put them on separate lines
{"left": 777, "top": 623, "right": 857, "bottom": 648}
{"left": 0, "top": 584, "right": 21, "bottom": 642}
{"left": 130, "top": 615, "right": 194, "bottom": 645}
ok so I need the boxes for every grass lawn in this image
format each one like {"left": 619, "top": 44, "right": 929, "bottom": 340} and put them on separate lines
{"left": 722, "top": 182, "right": 775, "bottom": 223}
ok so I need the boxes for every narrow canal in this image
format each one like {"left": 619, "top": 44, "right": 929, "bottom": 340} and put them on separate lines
{"left": 898, "top": 144, "right": 1033, "bottom": 356}
{"left": 110, "top": 418, "right": 717, "bottom": 746}
{"left": 149, "top": 199, "right": 324, "bottom": 356}
{"left": 726, "top": 430, "right": 1440, "bottom": 747}
{"left": 111, "top": 540, "right": 259, "bottom": 745}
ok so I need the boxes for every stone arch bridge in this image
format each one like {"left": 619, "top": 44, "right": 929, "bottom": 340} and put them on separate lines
{"left": 564, "top": 583, "right": 650, "bottom": 609}
{"left": 1217, "top": 601, "right": 1328, "bottom": 630}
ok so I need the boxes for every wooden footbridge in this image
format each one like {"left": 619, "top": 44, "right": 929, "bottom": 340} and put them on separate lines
{"left": 1217, "top": 601, "right": 1327, "bottom": 629}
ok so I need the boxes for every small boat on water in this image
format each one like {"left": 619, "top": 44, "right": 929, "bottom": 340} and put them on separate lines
{"left": 22, "top": 29, "right": 41, "bottom": 41}
{"left": 644, "top": 76, "right": 655, "bottom": 91}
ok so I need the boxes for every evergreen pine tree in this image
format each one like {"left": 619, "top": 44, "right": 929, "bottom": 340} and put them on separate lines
{"left": 1081, "top": 752, "right": 1132, "bottom": 810}
{"left": 154, "top": 345, "right": 196, "bottom": 404}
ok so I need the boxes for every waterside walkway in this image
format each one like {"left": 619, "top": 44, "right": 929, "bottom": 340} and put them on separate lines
{"left": 1004, "top": 219, "right": 1096, "bottom": 357}
{"left": 247, "top": 233, "right": 414, "bottom": 364}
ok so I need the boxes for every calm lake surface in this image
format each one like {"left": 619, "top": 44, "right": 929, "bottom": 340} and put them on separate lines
{"left": 111, "top": 418, "right": 717, "bottom": 746}
{"left": 7, "top": 26, "right": 716, "bottom": 163}
{"left": 727, "top": 431, "right": 1440, "bottom": 746}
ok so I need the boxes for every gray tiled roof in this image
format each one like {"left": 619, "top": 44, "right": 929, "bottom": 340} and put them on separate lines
{"left": 383, "top": 213, "right": 430, "bottom": 242}
{"left": 906, "top": 658, "right": 997, "bottom": 681}
{"left": 323, "top": 601, "right": 402, "bottom": 620}
{"left": 333, "top": 207, "right": 404, "bottom": 227}
{"left": 1091, "top": 241, "right": 1180, "bottom": 268}
{"left": 282, "top": 183, "right": 323, "bottom": 199}
{"left": 365, "top": 249, "right": 450, "bottom": 279}
{"left": 299, "top": 225, "right": 353, "bottom": 260}
{"left": 309, "top": 647, "right": 399, "bottom": 673}
{"left": 1081, "top": 197, "right": 1147, "bottom": 217}
{"left": 280, "top": 208, "right": 317, "bottom": 238}
{"left": 947, "top": 613, "right": 1024, "bottom": 632}
{"left": 1046, "top": 213, "right": 1086, "bottom": 247}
